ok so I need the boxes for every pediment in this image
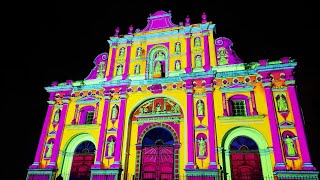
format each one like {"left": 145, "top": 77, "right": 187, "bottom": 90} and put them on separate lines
{"left": 220, "top": 83, "right": 254, "bottom": 93}
{"left": 141, "top": 10, "right": 177, "bottom": 32}
{"left": 76, "top": 96, "right": 100, "bottom": 104}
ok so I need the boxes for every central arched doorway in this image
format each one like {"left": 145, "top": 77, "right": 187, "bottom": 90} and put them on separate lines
{"left": 140, "top": 127, "right": 174, "bottom": 180}
{"left": 229, "top": 136, "right": 263, "bottom": 180}
{"left": 69, "top": 141, "right": 96, "bottom": 180}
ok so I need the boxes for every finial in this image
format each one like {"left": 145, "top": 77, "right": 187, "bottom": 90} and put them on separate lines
{"left": 185, "top": 15, "right": 190, "bottom": 26}
{"left": 202, "top": 12, "right": 207, "bottom": 23}
{"left": 114, "top": 27, "right": 120, "bottom": 37}
{"left": 128, "top": 24, "right": 133, "bottom": 35}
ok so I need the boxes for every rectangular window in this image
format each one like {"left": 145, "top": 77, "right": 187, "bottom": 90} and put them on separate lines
{"left": 231, "top": 100, "right": 247, "bottom": 116}
{"left": 85, "top": 111, "right": 94, "bottom": 124}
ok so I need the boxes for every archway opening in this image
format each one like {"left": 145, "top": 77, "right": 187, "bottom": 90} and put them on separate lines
{"left": 229, "top": 136, "right": 263, "bottom": 180}
{"left": 70, "top": 141, "right": 96, "bottom": 180}
{"left": 140, "top": 127, "right": 174, "bottom": 180}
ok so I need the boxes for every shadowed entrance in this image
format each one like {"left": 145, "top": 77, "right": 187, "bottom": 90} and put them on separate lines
{"left": 140, "top": 127, "right": 174, "bottom": 180}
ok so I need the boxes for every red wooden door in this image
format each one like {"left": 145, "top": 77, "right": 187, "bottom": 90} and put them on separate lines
{"left": 70, "top": 154, "right": 95, "bottom": 180}
{"left": 230, "top": 152, "right": 263, "bottom": 180}
{"left": 141, "top": 146, "right": 174, "bottom": 180}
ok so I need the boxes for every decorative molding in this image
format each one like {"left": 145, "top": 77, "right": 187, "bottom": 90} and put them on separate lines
{"left": 218, "top": 115, "right": 265, "bottom": 124}
{"left": 65, "top": 124, "right": 100, "bottom": 130}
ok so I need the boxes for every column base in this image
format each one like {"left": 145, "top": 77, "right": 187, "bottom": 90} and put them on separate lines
{"left": 185, "top": 162, "right": 195, "bottom": 169}
{"left": 91, "top": 168, "right": 122, "bottom": 180}
{"left": 274, "top": 170, "right": 319, "bottom": 179}
{"left": 185, "top": 67, "right": 192, "bottom": 73}
{"left": 110, "top": 161, "right": 120, "bottom": 169}
{"left": 302, "top": 163, "right": 317, "bottom": 170}
{"left": 29, "top": 162, "right": 40, "bottom": 169}
{"left": 274, "top": 163, "right": 287, "bottom": 170}
{"left": 203, "top": 65, "right": 211, "bottom": 71}
{"left": 184, "top": 169, "right": 220, "bottom": 180}
{"left": 26, "top": 168, "right": 57, "bottom": 180}
{"left": 208, "top": 162, "right": 218, "bottom": 169}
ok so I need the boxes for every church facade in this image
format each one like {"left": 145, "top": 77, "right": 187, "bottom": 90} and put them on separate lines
{"left": 26, "top": 10, "right": 319, "bottom": 180}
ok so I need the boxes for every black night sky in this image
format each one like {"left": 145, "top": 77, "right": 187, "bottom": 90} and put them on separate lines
{"left": 9, "top": 1, "right": 318, "bottom": 179}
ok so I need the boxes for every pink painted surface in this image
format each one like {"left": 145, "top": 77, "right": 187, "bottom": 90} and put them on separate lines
{"left": 29, "top": 104, "right": 53, "bottom": 168}
{"left": 264, "top": 86, "right": 286, "bottom": 170}
{"left": 47, "top": 103, "right": 69, "bottom": 168}
{"left": 93, "top": 97, "right": 110, "bottom": 168}
{"left": 140, "top": 146, "right": 174, "bottom": 180}
{"left": 107, "top": 47, "right": 117, "bottom": 80}
{"left": 141, "top": 10, "right": 177, "bottom": 32}
{"left": 206, "top": 89, "right": 217, "bottom": 168}
{"left": 287, "top": 85, "right": 316, "bottom": 170}
{"left": 203, "top": 34, "right": 211, "bottom": 71}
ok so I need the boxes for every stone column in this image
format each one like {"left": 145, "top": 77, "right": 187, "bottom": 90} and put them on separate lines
{"left": 202, "top": 31, "right": 211, "bottom": 71}
{"left": 47, "top": 99, "right": 70, "bottom": 168}
{"left": 287, "top": 84, "right": 316, "bottom": 170}
{"left": 107, "top": 44, "right": 118, "bottom": 80}
{"left": 111, "top": 87, "right": 127, "bottom": 168}
{"left": 263, "top": 83, "right": 286, "bottom": 170}
{"left": 250, "top": 90, "right": 258, "bottom": 115}
{"left": 122, "top": 41, "right": 132, "bottom": 80}
{"left": 185, "top": 80, "right": 195, "bottom": 169}
{"left": 92, "top": 89, "right": 111, "bottom": 168}
{"left": 185, "top": 33, "right": 192, "bottom": 73}
{"left": 29, "top": 101, "right": 54, "bottom": 168}
{"left": 205, "top": 79, "right": 217, "bottom": 169}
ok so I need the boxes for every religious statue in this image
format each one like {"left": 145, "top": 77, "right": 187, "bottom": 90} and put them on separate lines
{"left": 197, "top": 100, "right": 204, "bottom": 115}
{"left": 217, "top": 47, "right": 228, "bottom": 65}
{"left": 175, "top": 61, "right": 181, "bottom": 70}
{"left": 284, "top": 135, "right": 297, "bottom": 156}
{"left": 198, "top": 137, "right": 206, "bottom": 156}
{"left": 156, "top": 103, "right": 161, "bottom": 113}
{"left": 53, "top": 110, "right": 60, "bottom": 123}
{"left": 195, "top": 55, "right": 202, "bottom": 68}
{"left": 116, "top": 65, "right": 123, "bottom": 76}
{"left": 194, "top": 37, "right": 201, "bottom": 47}
{"left": 155, "top": 51, "right": 165, "bottom": 60}
{"left": 107, "top": 139, "right": 115, "bottom": 157}
{"left": 277, "top": 95, "right": 288, "bottom": 111}
{"left": 135, "top": 64, "right": 140, "bottom": 74}
{"left": 45, "top": 142, "right": 54, "bottom": 158}
{"left": 136, "top": 47, "right": 142, "bottom": 58}
{"left": 97, "top": 61, "right": 106, "bottom": 78}
{"left": 175, "top": 42, "right": 181, "bottom": 53}
{"left": 154, "top": 61, "right": 162, "bottom": 74}
{"left": 111, "top": 105, "right": 118, "bottom": 119}
{"left": 119, "top": 47, "right": 125, "bottom": 57}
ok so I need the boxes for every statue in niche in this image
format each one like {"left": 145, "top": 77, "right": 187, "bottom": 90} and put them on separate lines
{"left": 175, "top": 42, "right": 181, "bottom": 54}
{"left": 111, "top": 105, "right": 118, "bottom": 119}
{"left": 194, "top": 37, "right": 201, "bottom": 47}
{"left": 153, "top": 61, "right": 162, "bottom": 77}
{"left": 155, "top": 51, "right": 165, "bottom": 60}
{"left": 195, "top": 55, "right": 202, "bottom": 68}
{"left": 116, "top": 65, "right": 123, "bottom": 76}
{"left": 277, "top": 94, "right": 288, "bottom": 111}
{"left": 45, "top": 142, "right": 54, "bottom": 158}
{"left": 284, "top": 135, "right": 297, "bottom": 156}
{"left": 175, "top": 61, "right": 181, "bottom": 70}
{"left": 197, "top": 100, "right": 204, "bottom": 115}
{"left": 135, "top": 64, "right": 140, "bottom": 74}
{"left": 119, "top": 47, "right": 125, "bottom": 57}
{"left": 97, "top": 61, "right": 106, "bottom": 78}
{"left": 156, "top": 103, "right": 161, "bottom": 113}
{"left": 107, "top": 138, "right": 115, "bottom": 157}
{"left": 217, "top": 47, "right": 228, "bottom": 65}
{"left": 53, "top": 110, "right": 60, "bottom": 123}
{"left": 198, "top": 137, "right": 206, "bottom": 156}
{"left": 136, "top": 47, "right": 142, "bottom": 58}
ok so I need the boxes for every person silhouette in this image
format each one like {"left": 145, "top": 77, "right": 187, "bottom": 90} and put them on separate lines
{"left": 56, "top": 174, "right": 63, "bottom": 180}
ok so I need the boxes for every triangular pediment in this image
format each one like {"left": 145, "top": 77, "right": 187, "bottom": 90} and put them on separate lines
{"left": 220, "top": 83, "right": 254, "bottom": 93}
{"left": 141, "top": 10, "right": 178, "bottom": 32}
{"left": 76, "top": 96, "right": 100, "bottom": 104}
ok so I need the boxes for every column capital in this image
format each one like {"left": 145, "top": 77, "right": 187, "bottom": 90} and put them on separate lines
{"left": 262, "top": 82, "right": 272, "bottom": 88}
{"left": 285, "top": 80, "right": 296, "bottom": 86}
{"left": 47, "top": 101, "right": 55, "bottom": 105}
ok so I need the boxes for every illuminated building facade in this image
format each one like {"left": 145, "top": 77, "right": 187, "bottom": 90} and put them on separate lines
{"left": 27, "top": 10, "right": 319, "bottom": 180}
